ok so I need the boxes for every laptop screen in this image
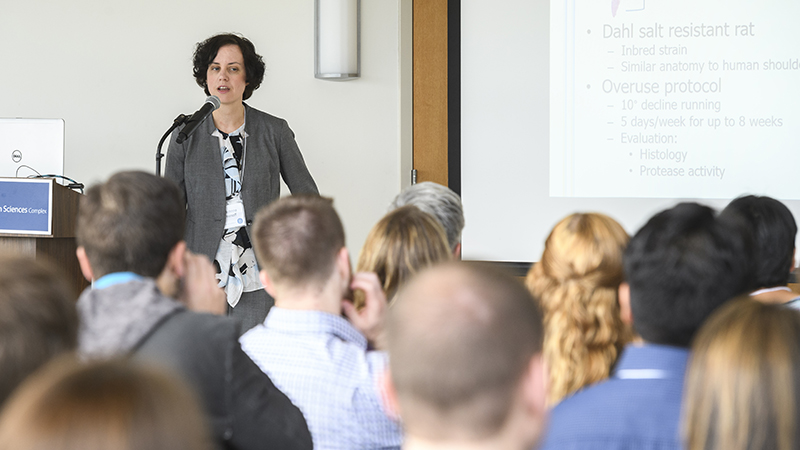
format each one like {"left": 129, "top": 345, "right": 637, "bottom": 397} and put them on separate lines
{"left": 0, "top": 118, "right": 65, "bottom": 180}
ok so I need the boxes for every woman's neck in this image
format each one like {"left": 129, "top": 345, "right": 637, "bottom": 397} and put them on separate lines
{"left": 212, "top": 103, "right": 245, "bottom": 134}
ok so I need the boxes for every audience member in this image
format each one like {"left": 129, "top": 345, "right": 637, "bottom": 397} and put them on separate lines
{"left": 240, "top": 195, "right": 403, "bottom": 449}
{"left": 0, "top": 256, "right": 78, "bottom": 407}
{"left": 720, "top": 195, "right": 800, "bottom": 307}
{"left": 525, "top": 213, "right": 632, "bottom": 405}
{"left": 74, "top": 171, "right": 312, "bottom": 450}
{"left": 356, "top": 205, "right": 451, "bottom": 307}
{"left": 385, "top": 263, "right": 547, "bottom": 450}
{"left": 0, "top": 358, "right": 212, "bottom": 450}
{"left": 389, "top": 181, "right": 465, "bottom": 256}
{"left": 684, "top": 298, "right": 800, "bottom": 450}
{"left": 540, "top": 202, "right": 755, "bottom": 450}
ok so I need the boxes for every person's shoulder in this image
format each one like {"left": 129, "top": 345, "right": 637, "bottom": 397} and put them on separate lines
{"left": 244, "top": 104, "right": 288, "bottom": 126}
{"left": 170, "top": 309, "right": 238, "bottom": 330}
{"left": 150, "top": 310, "right": 240, "bottom": 350}
{"left": 784, "top": 296, "right": 800, "bottom": 310}
{"left": 543, "top": 374, "right": 683, "bottom": 450}
{"left": 550, "top": 378, "right": 623, "bottom": 421}
{"left": 239, "top": 322, "right": 269, "bottom": 349}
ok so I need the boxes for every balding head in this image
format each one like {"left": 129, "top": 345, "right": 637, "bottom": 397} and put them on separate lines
{"left": 386, "top": 263, "right": 545, "bottom": 446}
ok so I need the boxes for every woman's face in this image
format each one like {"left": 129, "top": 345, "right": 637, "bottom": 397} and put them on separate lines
{"left": 206, "top": 44, "right": 248, "bottom": 105}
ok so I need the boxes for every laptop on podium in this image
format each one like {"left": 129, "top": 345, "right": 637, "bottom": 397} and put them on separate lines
{"left": 0, "top": 118, "right": 64, "bottom": 179}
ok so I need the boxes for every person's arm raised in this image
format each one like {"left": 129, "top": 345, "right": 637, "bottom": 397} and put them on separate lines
{"left": 342, "top": 272, "right": 389, "bottom": 350}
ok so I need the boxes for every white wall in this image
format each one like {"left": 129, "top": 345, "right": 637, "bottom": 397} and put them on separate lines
{"left": 0, "top": 0, "right": 411, "bottom": 259}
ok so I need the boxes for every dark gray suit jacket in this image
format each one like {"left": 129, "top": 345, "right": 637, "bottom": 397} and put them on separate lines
{"left": 165, "top": 104, "right": 318, "bottom": 261}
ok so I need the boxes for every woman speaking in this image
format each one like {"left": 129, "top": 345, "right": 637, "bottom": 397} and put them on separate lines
{"left": 166, "top": 33, "right": 318, "bottom": 333}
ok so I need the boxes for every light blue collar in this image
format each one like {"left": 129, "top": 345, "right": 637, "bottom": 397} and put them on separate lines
{"left": 93, "top": 272, "right": 144, "bottom": 290}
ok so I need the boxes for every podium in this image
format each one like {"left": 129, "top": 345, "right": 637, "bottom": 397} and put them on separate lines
{"left": 0, "top": 178, "right": 88, "bottom": 297}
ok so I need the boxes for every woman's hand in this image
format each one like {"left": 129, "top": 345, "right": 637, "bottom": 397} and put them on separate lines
{"left": 342, "top": 272, "right": 388, "bottom": 350}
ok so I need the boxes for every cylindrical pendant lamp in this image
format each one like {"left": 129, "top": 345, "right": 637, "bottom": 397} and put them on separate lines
{"left": 315, "top": 0, "right": 360, "bottom": 80}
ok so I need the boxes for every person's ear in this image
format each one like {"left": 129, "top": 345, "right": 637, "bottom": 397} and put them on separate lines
{"left": 519, "top": 354, "right": 548, "bottom": 445}
{"left": 618, "top": 282, "right": 633, "bottom": 325}
{"left": 336, "top": 247, "right": 351, "bottom": 287}
{"left": 380, "top": 368, "right": 401, "bottom": 421}
{"left": 453, "top": 242, "right": 462, "bottom": 260}
{"left": 524, "top": 354, "right": 547, "bottom": 410}
{"left": 791, "top": 247, "right": 796, "bottom": 275}
{"left": 76, "top": 246, "right": 94, "bottom": 282}
{"left": 260, "top": 270, "right": 277, "bottom": 298}
{"left": 164, "top": 241, "right": 188, "bottom": 278}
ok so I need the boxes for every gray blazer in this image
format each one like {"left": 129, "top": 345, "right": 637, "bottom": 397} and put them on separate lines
{"left": 165, "top": 104, "right": 318, "bottom": 261}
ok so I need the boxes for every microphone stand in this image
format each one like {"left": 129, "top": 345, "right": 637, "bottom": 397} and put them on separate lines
{"left": 156, "top": 114, "right": 189, "bottom": 176}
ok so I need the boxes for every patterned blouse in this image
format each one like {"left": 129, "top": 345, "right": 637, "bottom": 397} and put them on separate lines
{"left": 212, "top": 123, "right": 262, "bottom": 307}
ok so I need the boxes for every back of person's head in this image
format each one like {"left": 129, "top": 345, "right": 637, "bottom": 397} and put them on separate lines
{"left": 387, "top": 263, "right": 546, "bottom": 446}
{"left": 526, "top": 213, "right": 631, "bottom": 404}
{"left": 76, "top": 171, "right": 184, "bottom": 278}
{"left": 624, "top": 202, "right": 754, "bottom": 347}
{"left": 0, "top": 256, "right": 78, "bottom": 407}
{"left": 252, "top": 194, "right": 345, "bottom": 289}
{"left": 356, "top": 205, "right": 451, "bottom": 305}
{"left": 684, "top": 298, "right": 800, "bottom": 450}
{"left": 389, "top": 182, "right": 465, "bottom": 251}
{"left": 720, "top": 195, "right": 797, "bottom": 288}
{"left": 0, "top": 357, "right": 213, "bottom": 450}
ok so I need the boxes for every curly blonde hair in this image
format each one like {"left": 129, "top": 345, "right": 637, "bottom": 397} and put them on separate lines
{"left": 525, "top": 213, "right": 632, "bottom": 405}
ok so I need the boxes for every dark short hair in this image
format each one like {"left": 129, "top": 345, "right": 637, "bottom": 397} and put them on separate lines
{"left": 0, "top": 256, "right": 78, "bottom": 406}
{"left": 252, "top": 195, "right": 345, "bottom": 288}
{"left": 387, "top": 262, "right": 544, "bottom": 438}
{"left": 192, "top": 33, "right": 265, "bottom": 101}
{"left": 76, "top": 171, "right": 185, "bottom": 278}
{"left": 720, "top": 195, "right": 797, "bottom": 288}
{"left": 624, "top": 202, "right": 754, "bottom": 347}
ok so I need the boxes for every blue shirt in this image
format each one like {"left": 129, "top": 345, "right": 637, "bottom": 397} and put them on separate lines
{"left": 240, "top": 308, "right": 402, "bottom": 450}
{"left": 540, "top": 343, "right": 689, "bottom": 450}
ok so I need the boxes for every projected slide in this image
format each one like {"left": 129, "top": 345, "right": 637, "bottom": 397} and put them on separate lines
{"left": 550, "top": 0, "right": 800, "bottom": 198}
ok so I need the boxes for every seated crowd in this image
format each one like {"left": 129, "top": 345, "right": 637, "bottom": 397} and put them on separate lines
{"left": 1, "top": 173, "right": 799, "bottom": 450}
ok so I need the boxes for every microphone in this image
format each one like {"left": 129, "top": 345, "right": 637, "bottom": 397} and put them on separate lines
{"left": 175, "top": 96, "right": 221, "bottom": 144}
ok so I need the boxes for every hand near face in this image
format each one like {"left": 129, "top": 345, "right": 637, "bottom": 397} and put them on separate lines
{"left": 178, "top": 251, "right": 227, "bottom": 316}
{"left": 342, "top": 272, "right": 388, "bottom": 350}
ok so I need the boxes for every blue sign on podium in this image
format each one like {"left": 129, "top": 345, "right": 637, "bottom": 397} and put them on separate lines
{"left": 0, "top": 178, "right": 53, "bottom": 235}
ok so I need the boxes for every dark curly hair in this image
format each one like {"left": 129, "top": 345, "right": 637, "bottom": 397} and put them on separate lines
{"left": 192, "top": 33, "right": 265, "bottom": 101}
